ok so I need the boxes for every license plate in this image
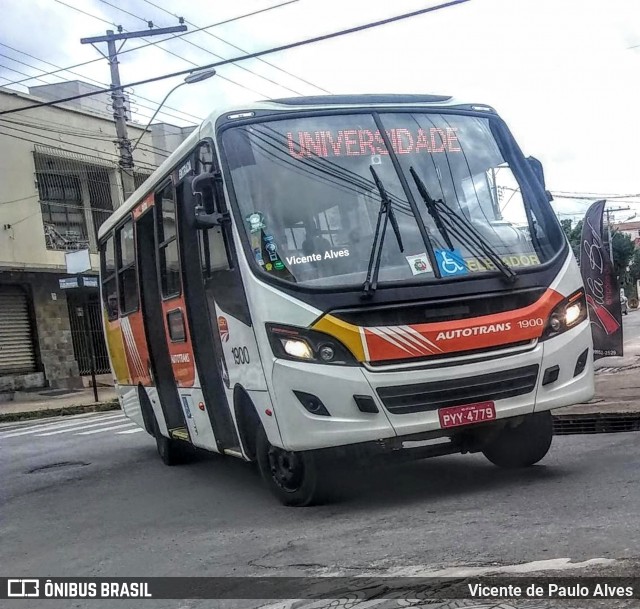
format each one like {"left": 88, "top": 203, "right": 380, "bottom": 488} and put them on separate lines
{"left": 438, "top": 401, "right": 496, "bottom": 428}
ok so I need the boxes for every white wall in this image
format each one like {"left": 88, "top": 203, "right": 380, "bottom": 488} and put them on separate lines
{"left": 0, "top": 88, "right": 158, "bottom": 273}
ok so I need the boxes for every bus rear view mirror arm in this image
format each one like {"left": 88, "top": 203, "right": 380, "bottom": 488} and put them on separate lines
{"left": 194, "top": 207, "right": 229, "bottom": 228}
{"left": 527, "top": 156, "right": 553, "bottom": 202}
{"left": 191, "top": 172, "right": 228, "bottom": 228}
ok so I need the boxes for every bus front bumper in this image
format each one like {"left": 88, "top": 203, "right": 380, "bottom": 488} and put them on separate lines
{"left": 270, "top": 320, "right": 594, "bottom": 451}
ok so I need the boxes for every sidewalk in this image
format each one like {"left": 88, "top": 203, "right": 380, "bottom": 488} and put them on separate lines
{"left": 0, "top": 386, "right": 119, "bottom": 422}
{"left": 557, "top": 310, "right": 640, "bottom": 416}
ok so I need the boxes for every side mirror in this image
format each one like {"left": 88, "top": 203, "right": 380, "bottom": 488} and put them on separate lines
{"left": 191, "top": 172, "right": 228, "bottom": 228}
{"left": 527, "top": 156, "right": 553, "bottom": 201}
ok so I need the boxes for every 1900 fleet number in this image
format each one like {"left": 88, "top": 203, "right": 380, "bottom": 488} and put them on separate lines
{"left": 517, "top": 318, "right": 544, "bottom": 329}
{"left": 231, "top": 346, "right": 250, "bottom": 365}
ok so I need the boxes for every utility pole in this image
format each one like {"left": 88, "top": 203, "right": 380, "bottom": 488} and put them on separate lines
{"left": 80, "top": 23, "right": 187, "bottom": 201}
{"left": 605, "top": 205, "right": 631, "bottom": 262}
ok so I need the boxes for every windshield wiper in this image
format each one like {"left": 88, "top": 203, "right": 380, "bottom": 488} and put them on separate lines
{"left": 363, "top": 166, "right": 405, "bottom": 297}
{"left": 409, "top": 166, "right": 517, "bottom": 283}
{"left": 409, "top": 167, "right": 454, "bottom": 250}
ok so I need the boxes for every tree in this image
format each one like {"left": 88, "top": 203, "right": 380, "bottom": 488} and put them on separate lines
{"left": 611, "top": 231, "right": 635, "bottom": 282}
{"left": 561, "top": 219, "right": 582, "bottom": 260}
{"left": 627, "top": 248, "right": 640, "bottom": 298}
{"left": 559, "top": 219, "right": 634, "bottom": 286}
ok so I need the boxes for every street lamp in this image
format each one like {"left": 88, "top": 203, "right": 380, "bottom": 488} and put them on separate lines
{"left": 131, "top": 68, "right": 217, "bottom": 153}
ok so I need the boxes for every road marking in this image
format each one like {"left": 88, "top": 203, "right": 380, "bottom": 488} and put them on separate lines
{"left": 1, "top": 414, "right": 123, "bottom": 438}
{"left": 35, "top": 417, "right": 128, "bottom": 436}
{"left": 378, "top": 557, "right": 616, "bottom": 577}
{"left": 116, "top": 428, "right": 144, "bottom": 435}
{"left": 76, "top": 422, "right": 135, "bottom": 435}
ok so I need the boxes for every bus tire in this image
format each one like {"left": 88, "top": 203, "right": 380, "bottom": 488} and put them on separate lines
{"left": 482, "top": 411, "right": 553, "bottom": 468}
{"left": 152, "top": 414, "right": 191, "bottom": 466}
{"left": 255, "top": 425, "right": 329, "bottom": 507}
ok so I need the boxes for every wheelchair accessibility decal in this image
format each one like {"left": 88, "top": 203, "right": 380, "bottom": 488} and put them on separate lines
{"left": 435, "top": 249, "right": 467, "bottom": 276}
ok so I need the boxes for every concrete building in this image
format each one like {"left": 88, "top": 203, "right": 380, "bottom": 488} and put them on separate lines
{"left": 0, "top": 84, "right": 193, "bottom": 392}
{"left": 613, "top": 220, "right": 640, "bottom": 247}
{"left": 28, "top": 81, "right": 131, "bottom": 122}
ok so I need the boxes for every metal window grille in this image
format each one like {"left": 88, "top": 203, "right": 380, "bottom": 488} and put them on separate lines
{"left": 34, "top": 146, "right": 117, "bottom": 253}
{"left": 66, "top": 293, "right": 111, "bottom": 376}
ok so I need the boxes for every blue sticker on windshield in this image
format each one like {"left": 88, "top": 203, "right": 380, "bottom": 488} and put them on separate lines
{"left": 435, "top": 249, "right": 467, "bottom": 276}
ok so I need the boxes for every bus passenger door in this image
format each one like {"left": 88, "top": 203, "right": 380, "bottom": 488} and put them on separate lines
{"left": 134, "top": 202, "right": 186, "bottom": 436}
{"left": 174, "top": 162, "right": 243, "bottom": 454}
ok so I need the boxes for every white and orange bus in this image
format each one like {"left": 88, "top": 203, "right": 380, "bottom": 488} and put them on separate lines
{"left": 99, "top": 95, "right": 594, "bottom": 505}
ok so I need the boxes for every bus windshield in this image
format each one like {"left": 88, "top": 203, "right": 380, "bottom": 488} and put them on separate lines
{"left": 221, "top": 112, "right": 560, "bottom": 288}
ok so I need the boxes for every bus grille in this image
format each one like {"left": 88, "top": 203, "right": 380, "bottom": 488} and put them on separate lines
{"left": 376, "top": 364, "right": 539, "bottom": 415}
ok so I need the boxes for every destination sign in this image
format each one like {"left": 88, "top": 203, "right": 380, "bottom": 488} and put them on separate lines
{"left": 286, "top": 127, "right": 461, "bottom": 158}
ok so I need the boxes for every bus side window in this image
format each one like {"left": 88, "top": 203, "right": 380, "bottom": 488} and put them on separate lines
{"left": 101, "top": 235, "right": 118, "bottom": 321}
{"left": 199, "top": 226, "right": 230, "bottom": 277}
{"left": 156, "top": 183, "right": 181, "bottom": 298}
{"left": 116, "top": 219, "right": 138, "bottom": 314}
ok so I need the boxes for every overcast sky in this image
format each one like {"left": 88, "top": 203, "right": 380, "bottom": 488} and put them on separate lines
{"left": 1, "top": 0, "right": 640, "bottom": 222}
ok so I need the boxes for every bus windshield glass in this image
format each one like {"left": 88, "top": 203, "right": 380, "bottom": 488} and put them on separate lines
{"left": 221, "top": 112, "right": 560, "bottom": 288}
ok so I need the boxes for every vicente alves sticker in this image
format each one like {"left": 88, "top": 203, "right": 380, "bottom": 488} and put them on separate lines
{"left": 286, "top": 248, "right": 349, "bottom": 265}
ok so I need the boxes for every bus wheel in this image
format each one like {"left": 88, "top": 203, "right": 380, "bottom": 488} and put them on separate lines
{"left": 256, "top": 426, "right": 327, "bottom": 506}
{"left": 482, "top": 411, "right": 553, "bottom": 468}
{"left": 152, "top": 415, "right": 190, "bottom": 466}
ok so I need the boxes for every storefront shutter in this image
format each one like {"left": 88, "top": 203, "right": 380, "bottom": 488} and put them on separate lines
{"left": 0, "top": 285, "right": 37, "bottom": 374}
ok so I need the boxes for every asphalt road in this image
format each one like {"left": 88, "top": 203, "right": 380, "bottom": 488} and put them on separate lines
{"left": 1, "top": 405, "right": 640, "bottom": 609}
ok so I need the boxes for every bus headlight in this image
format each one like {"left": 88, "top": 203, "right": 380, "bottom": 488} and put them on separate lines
{"left": 283, "top": 338, "right": 314, "bottom": 360}
{"left": 266, "top": 323, "right": 358, "bottom": 365}
{"left": 565, "top": 302, "right": 582, "bottom": 326}
{"left": 542, "top": 289, "right": 587, "bottom": 340}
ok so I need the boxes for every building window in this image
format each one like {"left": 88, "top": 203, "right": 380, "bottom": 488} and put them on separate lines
{"left": 34, "top": 147, "right": 115, "bottom": 253}
{"left": 39, "top": 173, "right": 89, "bottom": 251}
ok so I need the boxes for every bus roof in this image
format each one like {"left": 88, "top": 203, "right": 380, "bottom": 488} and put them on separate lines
{"left": 98, "top": 94, "right": 492, "bottom": 240}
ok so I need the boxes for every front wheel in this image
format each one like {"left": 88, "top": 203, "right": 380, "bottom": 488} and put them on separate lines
{"left": 255, "top": 426, "right": 330, "bottom": 506}
{"left": 482, "top": 411, "right": 553, "bottom": 468}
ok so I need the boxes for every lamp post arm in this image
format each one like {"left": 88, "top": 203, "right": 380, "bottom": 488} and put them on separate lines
{"left": 131, "top": 81, "right": 186, "bottom": 153}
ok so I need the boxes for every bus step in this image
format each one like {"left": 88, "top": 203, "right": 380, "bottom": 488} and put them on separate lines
{"left": 170, "top": 428, "right": 190, "bottom": 442}
{"left": 223, "top": 448, "right": 244, "bottom": 459}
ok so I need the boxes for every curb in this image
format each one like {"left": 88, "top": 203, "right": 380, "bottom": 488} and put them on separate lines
{"left": 0, "top": 400, "right": 120, "bottom": 423}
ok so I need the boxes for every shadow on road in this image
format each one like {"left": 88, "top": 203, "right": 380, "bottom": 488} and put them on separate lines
{"left": 129, "top": 443, "right": 574, "bottom": 512}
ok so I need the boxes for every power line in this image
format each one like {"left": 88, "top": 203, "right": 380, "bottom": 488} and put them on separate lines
{"left": 0, "top": 55, "right": 190, "bottom": 130}
{"left": 140, "top": 0, "right": 331, "bottom": 94}
{"left": 96, "top": 0, "right": 150, "bottom": 24}
{"left": 0, "top": 42, "right": 201, "bottom": 124}
{"left": 551, "top": 192, "right": 640, "bottom": 200}
{"left": 0, "top": 194, "right": 39, "bottom": 206}
{"left": 0, "top": 115, "right": 173, "bottom": 158}
{"left": 0, "top": 0, "right": 472, "bottom": 117}
{"left": 53, "top": 0, "right": 116, "bottom": 27}
{"left": 0, "top": 63, "right": 38, "bottom": 80}
{"left": 69, "top": 0, "right": 275, "bottom": 99}
{"left": 0, "top": 1, "right": 297, "bottom": 88}
{"left": 56, "top": 1, "right": 272, "bottom": 100}
{"left": 108, "top": 0, "right": 309, "bottom": 97}
{"left": 0, "top": 124, "right": 158, "bottom": 170}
